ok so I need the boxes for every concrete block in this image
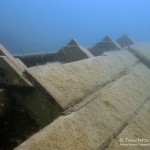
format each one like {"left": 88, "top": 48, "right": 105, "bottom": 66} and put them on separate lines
{"left": 25, "top": 50, "right": 138, "bottom": 109}
{"left": 56, "top": 38, "right": 93, "bottom": 63}
{"left": 116, "top": 34, "right": 135, "bottom": 48}
{"left": 10, "top": 87, "right": 61, "bottom": 128}
{"left": 67, "top": 38, "right": 80, "bottom": 46}
{"left": 14, "top": 63, "right": 150, "bottom": 150}
{"left": 0, "top": 56, "right": 31, "bottom": 86}
{"left": 128, "top": 43, "right": 150, "bottom": 67}
{"left": 0, "top": 44, "right": 32, "bottom": 86}
{"left": 89, "top": 36, "right": 121, "bottom": 56}
{"left": 0, "top": 44, "right": 12, "bottom": 57}
{"left": 15, "top": 53, "right": 57, "bottom": 67}
{"left": 0, "top": 44, "right": 27, "bottom": 71}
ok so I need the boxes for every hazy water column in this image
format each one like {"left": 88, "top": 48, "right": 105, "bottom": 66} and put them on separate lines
{"left": 0, "top": 0, "right": 150, "bottom": 55}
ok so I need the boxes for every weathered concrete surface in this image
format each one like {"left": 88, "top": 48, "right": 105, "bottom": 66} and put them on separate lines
{"left": 56, "top": 39, "right": 93, "bottom": 63}
{"left": 0, "top": 56, "right": 31, "bottom": 86}
{"left": 0, "top": 44, "right": 27, "bottom": 71}
{"left": 15, "top": 58, "right": 27, "bottom": 70}
{"left": 25, "top": 51, "right": 138, "bottom": 109}
{"left": 116, "top": 35, "right": 135, "bottom": 48}
{"left": 15, "top": 53, "right": 57, "bottom": 67}
{"left": 89, "top": 36, "right": 121, "bottom": 56}
{"left": 0, "top": 44, "right": 32, "bottom": 86}
{"left": 128, "top": 43, "right": 150, "bottom": 67}
{"left": 14, "top": 63, "right": 150, "bottom": 150}
{"left": 106, "top": 99, "right": 150, "bottom": 150}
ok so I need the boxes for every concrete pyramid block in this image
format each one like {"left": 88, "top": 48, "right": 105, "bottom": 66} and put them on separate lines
{"left": 101, "top": 36, "right": 113, "bottom": 42}
{"left": 89, "top": 36, "right": 121, "bottom": 56}
{"left": 116, "top": 34, "right": 135, "bottom": 48}
{"left": 0, "top": 44, "right": 32, "bottom": 86}
{"left": 56, "top": 38, "right": 93, "bottom": 63}
{"left": 67, "top": 38, "right": 80, "bottom": 46}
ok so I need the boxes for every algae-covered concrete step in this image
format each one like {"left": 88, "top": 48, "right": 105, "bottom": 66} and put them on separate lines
{"left": 106, "top": 98, "right": 150, "bottom": 150}
{"left": 25, "top": 50, "right": 138, "bottom": 109}
{"left": 0, "top": 45, "right": 32, "bottom": 86}
{"left": 14, "top": 63, "right": 150, "bottom": 150}
{"left": 128, "top": 43, "right": 150, "bottom": 67}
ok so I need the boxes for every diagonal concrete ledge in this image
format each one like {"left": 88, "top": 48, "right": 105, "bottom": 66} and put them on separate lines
{"left": 0, "top": 56, "right": 31, "bottom": 86}
{"left": 25, "top": 51, "right": 138, "bottom": 109}
{"left": 0, "top": 44, "right": 32, "bottom": 86}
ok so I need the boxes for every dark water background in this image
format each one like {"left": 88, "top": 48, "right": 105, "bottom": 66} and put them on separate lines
{"left": 0, "top": 0, "right": 150, "bottom": 55}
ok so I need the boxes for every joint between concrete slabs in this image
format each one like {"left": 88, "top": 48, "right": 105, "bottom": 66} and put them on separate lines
{"left": 100, "top": 96, "right": 150, "bottom": 150}
{"left": 64, "top": 61, "right": 140, "bottom": 115}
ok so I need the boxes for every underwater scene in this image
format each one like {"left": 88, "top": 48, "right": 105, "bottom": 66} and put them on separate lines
{"left": 0, "top": 0, "right": 150, "bottom": 150}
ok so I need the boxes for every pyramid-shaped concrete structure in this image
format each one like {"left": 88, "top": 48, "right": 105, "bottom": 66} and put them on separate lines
{"left": 0, "top": 44, "right": 31, "bottom": 86}
{"left": 101, "top": 36, "right": 113, "bottom": 42}
{"left": 89, "top": 36, "right": 121, "bottom": 56}
{"left": 56, "top": 38, "right": 93, "bottom": 63}
{"left": 67, "top": 38, "right": 80, "bottom": 46}
{"left": 116, "top": 34, "right": 135, "bottom": 48}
